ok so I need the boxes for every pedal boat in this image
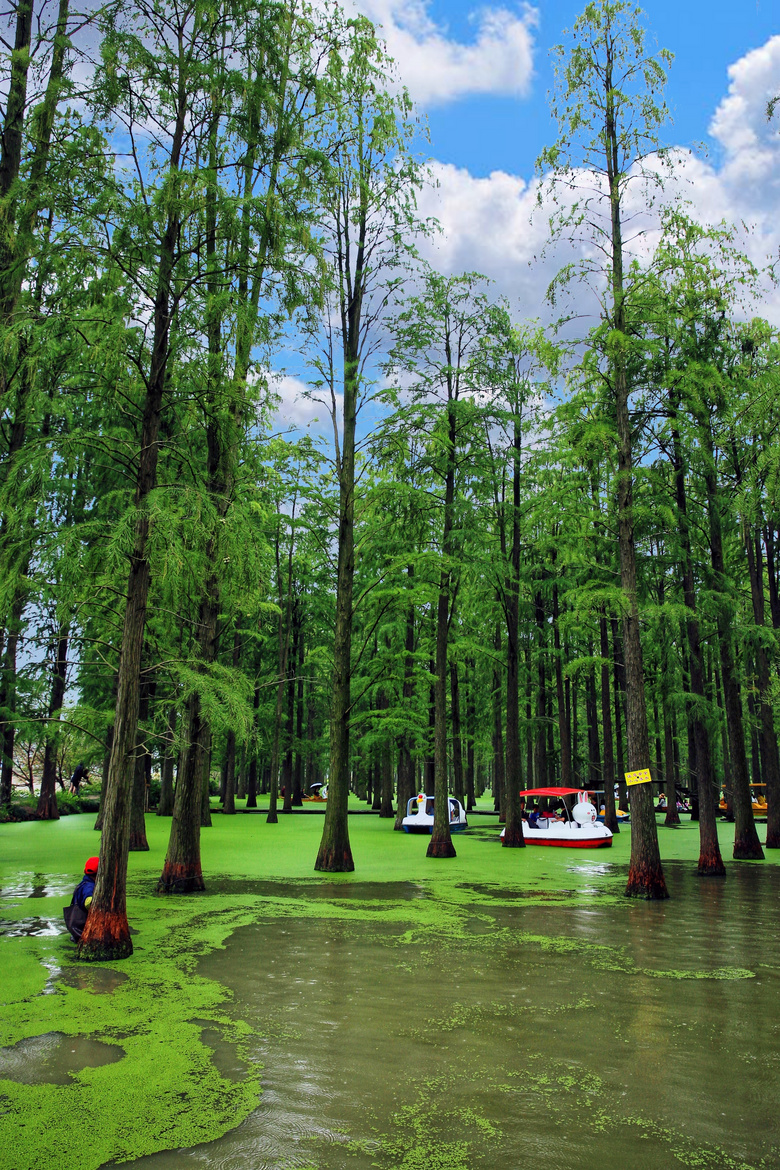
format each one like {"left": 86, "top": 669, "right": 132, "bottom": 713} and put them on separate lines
{"left": 402, "top": 793, "right": 468, "bottom": 834}
{"left": 500, "top": 787, "right": 613, "bottom": 848}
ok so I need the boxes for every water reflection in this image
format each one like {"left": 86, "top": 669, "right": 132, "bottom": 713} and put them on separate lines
{"left": 0, "top": 915, "right": 66, "bottom": 938}
{"left": 125, "top": 865, "right": 780, "bottom": 1170}
{"left": 0, "top": 1032, "right": 125, "bottom": 1084}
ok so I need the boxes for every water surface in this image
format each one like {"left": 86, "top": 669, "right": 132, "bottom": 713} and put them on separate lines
{"left": 118, "top": 862, "right": 780, "bottom": 1169}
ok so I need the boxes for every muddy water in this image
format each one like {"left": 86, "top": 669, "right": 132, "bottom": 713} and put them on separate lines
{"left": 0, "top": 1032, "right": 125, "bottom": 1084}
{"left": 130, "top": 862, "right": 780, "bottom": 1170}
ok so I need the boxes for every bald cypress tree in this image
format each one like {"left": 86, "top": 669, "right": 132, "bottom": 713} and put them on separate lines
{"left": 538, "top": 0, "right": 670, "bottom": 898}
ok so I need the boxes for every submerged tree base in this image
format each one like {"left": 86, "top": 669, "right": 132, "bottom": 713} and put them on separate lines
{"left": 157, "top": 863, "right": 206, "bottom": 893}
{"left": 733, "top": 840, "right": 764, "bottom": 861}
{"left": 501, "top": 827, "right": 526, "bottom": 848}
{"left": 426, "top": 837, "right": 457, "bottom": 858}
{"left": 77, "top": 909, "right": 133, "bottom": 961}
{"left": 697, "top": 851, "right": 727, "bottom": 876}
{"left": 625, "top": 862, "right": 669, "bottom": 899}
{"left": 314, "top": 845, "right": 355, "bottom": 872}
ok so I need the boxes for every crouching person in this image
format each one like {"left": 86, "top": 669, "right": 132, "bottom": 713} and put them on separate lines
{"left": 63, "top": 856, "right": 99, "bottom": 942}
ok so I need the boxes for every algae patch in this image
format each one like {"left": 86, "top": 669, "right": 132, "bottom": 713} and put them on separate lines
{"left": 0, "top": 897, "right": 264, "bottom": 1170}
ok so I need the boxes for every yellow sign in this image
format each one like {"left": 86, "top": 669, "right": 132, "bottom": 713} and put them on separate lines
{"left": 625, "top": 768, "right": 652, "bottom": 787}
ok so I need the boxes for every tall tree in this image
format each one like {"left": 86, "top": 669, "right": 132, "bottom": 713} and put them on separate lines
{"left": 310, "top": 20, "right": 423, "bottom": 872}
{"left": 539, "top": 0, "right": 670, "bottom": 897}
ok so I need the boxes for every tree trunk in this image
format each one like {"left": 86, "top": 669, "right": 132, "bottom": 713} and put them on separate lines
{"left": 128, "top": 671, "right": 153, "bottom": 850}
{"left": 395, "top": 575, "right": 416, "bottom": 829}
{"left": 80, "top": 77, "right": 188, "bottom": 958}
{"left": 315, "top": 359, "right": 357, "bottom": 871}
{"left": 157, "top": 706, "right": 177, "bottom": 817}
{"left": 492, "top": 624, "right": 504, "bottom": 819}
{"left": 611, "top": 618, "right": 628, "bottom": 810}
{"left": 380, "top": 741, "right": 394, "bottom": 819}
{"left": 746, "top": 532, "right": 780, "bottom": 847}
{"left": 0, "top": 597, "right": 24, "bottom": 806}
{"left": 427, "top": 398, "right": 457, "bottom": 860}
{"left": 424, "top": 657, "right": 436, "bottom": 797}
{"left": 201, "top": 739, "right": 212, "bottom": 828}
{"left": 450, "top": 661, "right": 466, "bottom": 808}
{"left": 246, "top": 681, "right": 260, "bottom": 808}
{"left": 503, "top": 414, "right": 525, "bottom": 846}
{"left": 599, "top": 613, "right": 618, "bottom": 832}
{"left": 293, "top": 620, "right": 305, "bottom": 807}
{"left": 601, "top": 48, "right": 666, "bottom": 897}
{"left": 282, "top": 609, "right": 297, "bottom": 814}
{"left": 673, "top": 388, "right": 725, "bottom": 875}
{"left": 552, "top": 581, "right": 571, "bottom": 786}
{"left": 586, "top": 649, "right": 601, "bottom": 791}
{"left": 763, "top": 525, "right": 780, "bottom": 631}
{"left": 94, "top": 717, "right": 115, "bottom": 832}
{"left": 36, "top": 627, "right": 69, "bottom": 820}
{"left": 533, "top": 592, "right": 548, "bottom": 788}
{"left": 465, "top": 658, "right": 476, "bottom": 811}
{"left": 700, "top": 424, "right": 763, "bottom": 860}
{"left": 223, "top": 730, "right": 237, "bottom": 815}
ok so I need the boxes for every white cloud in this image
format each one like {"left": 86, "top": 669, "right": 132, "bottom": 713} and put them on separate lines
{"left": 709, "top": 34, "right": 780, "bottom": 196}
{"left": 270, "top": 373, "right": 342, "bottom": 440}
{"left": 356, "top": 1, "right": 538, "bottom": 106}
{"left": 415, "top": 35, "right": 780, "bottom": 325}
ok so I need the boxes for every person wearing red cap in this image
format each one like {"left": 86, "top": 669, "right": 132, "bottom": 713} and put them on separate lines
{"left": 64, "top": 857, "right": 99, "bottom": 942}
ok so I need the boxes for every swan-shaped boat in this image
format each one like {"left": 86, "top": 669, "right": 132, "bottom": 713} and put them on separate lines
{"left": 402, "top": 792, "right": 468, "bottom": 833}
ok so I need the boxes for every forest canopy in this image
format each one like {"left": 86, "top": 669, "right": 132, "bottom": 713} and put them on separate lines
{"left": 1, "top": 0, "right": 778, "bottom": 952}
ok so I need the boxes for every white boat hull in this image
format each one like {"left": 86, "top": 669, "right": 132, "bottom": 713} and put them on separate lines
{"left": 501, "top": 820, "right": 613, "bottom": 848}
{"left": 403, "top": 795, "right": 468, "bottom": 834}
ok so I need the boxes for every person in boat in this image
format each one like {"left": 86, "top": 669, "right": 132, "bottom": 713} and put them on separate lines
{"left": 528, "top": 802, "right": 540, "bottom": 827}
{"left": 64, "top": 856, "right": 99, "bottom": 942}
{"left": 520, "top": 798, "right": 529, "bottom": 822}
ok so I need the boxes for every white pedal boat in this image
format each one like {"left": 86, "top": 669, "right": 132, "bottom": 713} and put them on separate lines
{"left": 500, "top": 787, "right": 613, "bottom": 848}
{"left": 402, "top": 793, "right": 468, "bottom": 834}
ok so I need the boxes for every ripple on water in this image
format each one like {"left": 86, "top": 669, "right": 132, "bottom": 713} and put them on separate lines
{"left": 112, "top": 862, "right": 780, "bottom": 1170}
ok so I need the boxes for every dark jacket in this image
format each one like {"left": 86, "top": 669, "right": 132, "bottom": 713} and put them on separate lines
{"left": 71, "top": 876, "right": 95, "bottom": 911}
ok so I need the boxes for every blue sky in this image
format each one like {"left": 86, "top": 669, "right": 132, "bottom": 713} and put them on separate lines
{"left": 422, "top": 0, "right": 778, "bottom": 176}
{"left": 281, "top": 0, "right": 780, "bottom": 426}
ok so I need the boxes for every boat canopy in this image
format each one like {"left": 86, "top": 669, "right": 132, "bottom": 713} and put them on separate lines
{"left": 518, "top": 787, "right": 584, "bottom": 798}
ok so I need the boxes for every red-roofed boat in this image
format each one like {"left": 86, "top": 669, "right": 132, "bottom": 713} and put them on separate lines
{"left": 500, "top": 787, "right": 613, "bottom": 848}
